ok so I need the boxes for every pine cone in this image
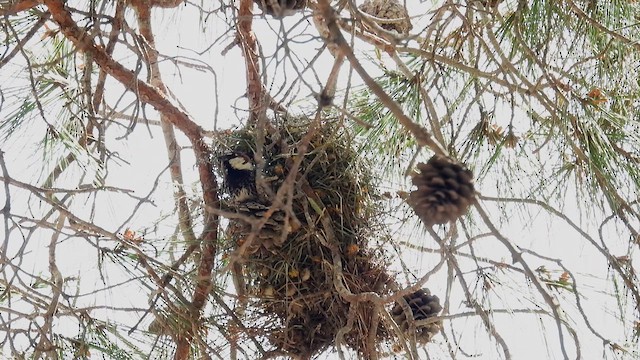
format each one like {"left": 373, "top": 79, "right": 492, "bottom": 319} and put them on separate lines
{"left": 391, "top": 289, "right": 442, "bottom": 344}
{"left": 408, "top": 155, "right": 475, "bottom": 226}
{"left": 254, "top": 0, "right": 307, "bottom": 17}
{"left": 358, "top": 0, "right": 412, "bottom": 34}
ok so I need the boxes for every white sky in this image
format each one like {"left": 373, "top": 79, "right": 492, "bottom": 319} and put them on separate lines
{"left": 1, "top": 1, "right": 639, "bottom": 359}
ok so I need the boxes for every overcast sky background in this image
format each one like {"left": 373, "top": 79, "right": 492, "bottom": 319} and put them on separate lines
{"left": 1, "top": 1, "right": 638, "bottom": 359}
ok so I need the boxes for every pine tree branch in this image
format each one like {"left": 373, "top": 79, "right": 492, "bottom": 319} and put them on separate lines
{"left": 0, "top": 173, "right": 118, "bottom": 239}
{"left": 32, "top": 214, "right": 66, "bottom": 359}
{"left": 316, "top": 0, "right": 447, "bottom": 156}
{"left": 129, "top": 0, "right": 197, "bottom": 249}
{"left": 388, "top": 51, "right": 448, "bottom": 150}
{"left": 480, "top": 194, "right": 640, "bottom": 310}
{"left": 42, "top": 1, "right": 221, "bottom": 221}
{"left": 0, "top": 12, "right": 49, "bottom": 69}
{"left": 397, "top": 46, "right": 530, "bottom": 96}
{"left": 126, "top": 1, "right": 216, "bottom": 358}
{"left": 0, "top": 0, "right": 39, "bottom": 16}
{"left": 90, "top": 0, "right": 126, "bottom": 161}
{"left": 0, "top": 151, "right": 11, "bottom": 268}
{"left": 472, "top": 202, "right": 575, "bottom": 360}
{"left": 565, "top": 0, "right": 640, "bottom": 51}
{"left": 439, "top": 239, "right": 513, "bottom": 360}
{"left": 237, "top": 0, "right": 265, "bottom": 124}
{"left": 42, "top": 1, "right": 203, "bottom": 143}
{"left": 42, "top": 5, "right": 221, "bottom": 358}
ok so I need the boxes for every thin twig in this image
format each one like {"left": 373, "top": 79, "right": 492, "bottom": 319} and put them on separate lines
{"left": 316, "top": 0, "right": 447, "bottom": 156}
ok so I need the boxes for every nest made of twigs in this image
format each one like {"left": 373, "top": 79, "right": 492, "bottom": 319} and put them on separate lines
{"left": 214, "top": 117, "right": 402, "bottom": 358}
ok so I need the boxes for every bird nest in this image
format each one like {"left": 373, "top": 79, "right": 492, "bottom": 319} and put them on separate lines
{"left": 213, "top": 117, "right": 405, "bottom": 357}
{"left": 213, "top": 117, "right": 443, "bottom": 358}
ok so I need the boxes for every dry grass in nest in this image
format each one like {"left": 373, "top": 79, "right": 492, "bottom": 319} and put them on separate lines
{"left": 247, "top": 231, "right": 395, "bottom": 358}
{"left": 213, "top": 117, "right": 401, "bottom": 358}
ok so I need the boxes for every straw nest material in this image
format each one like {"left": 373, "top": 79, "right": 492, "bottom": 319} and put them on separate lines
{"left": 214, "top": 117, "right": 442, "bottom": 358}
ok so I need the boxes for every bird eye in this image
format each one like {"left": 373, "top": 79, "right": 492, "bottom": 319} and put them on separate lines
{"left": 228, "top": 157, "right": 254, "bottom": 171}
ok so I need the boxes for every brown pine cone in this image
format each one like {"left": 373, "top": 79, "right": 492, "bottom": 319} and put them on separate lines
{"left": 358, "top": 0, "right": 413, "bottom": 34}
{"left": 254, "top": 0, "right": 307, "bottom": 17}
{"left": 408, "top": 155, "right": 475, "bottom": 226}
{"left": 391, "top": 289, "right": 442, "bottom": 344}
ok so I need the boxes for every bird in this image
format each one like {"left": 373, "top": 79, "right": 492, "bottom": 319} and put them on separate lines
{"left": 219, "top": 150, "right": 296, "bottom": 252}
{"left": 219, "top": 152, "right": 257, "bottom": 204}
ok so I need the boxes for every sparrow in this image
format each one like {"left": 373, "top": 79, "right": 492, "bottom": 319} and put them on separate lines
{"left": 219, "top": 152, "right": 256, "bottom": 203}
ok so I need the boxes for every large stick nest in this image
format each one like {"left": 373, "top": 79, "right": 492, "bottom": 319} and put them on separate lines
{"left": 213, "top": 116, "right": 439, "bottom": 358}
